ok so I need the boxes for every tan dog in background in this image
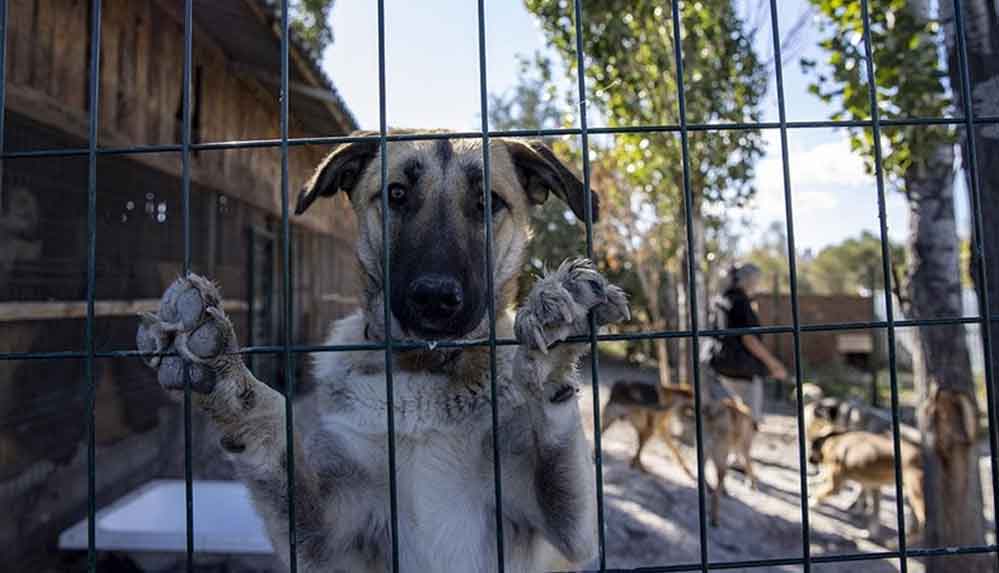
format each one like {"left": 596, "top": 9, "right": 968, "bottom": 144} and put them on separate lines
{"left": 808, "top": 428, "right": 926, "bottom": 537}
{"left": 601, "top": 381, "right": 757, "bottom": 526}
{"left": 805, "top": 404, "right": 926, "bottom": 535}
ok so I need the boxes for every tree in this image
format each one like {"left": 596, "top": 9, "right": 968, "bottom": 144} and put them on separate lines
{"left": 804, "top": 1, "right": 985, "bottom": 567}
{"left": 806, "top": 231, "right": 903, "bottom": 296}
{"left": 488, "top": 55, "right": 594, "bottom": 297}
{"left": 289, "top": 0, "right": 335, "bottom": 58}
{"left": 524, "top": 0, "right": 768, "bottom": 385}
{"left": 744, "top": 221, "right": 811, "bottom": 295}
{"left": 490, "top": 55, "right": 679, "bottom": 380}
{"left": 940, "top": 0, "right": 999, "bottom": 525}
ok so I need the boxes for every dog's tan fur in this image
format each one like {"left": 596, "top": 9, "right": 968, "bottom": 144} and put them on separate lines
{"left": 601, "top": 381, "right": 757, "bottom": 526}
{"left": 805, "top": 404, "right": 926, "bottom": 534}
{"left": 808, "top": 428, "right": 926, "bottom": 537}
{"left": 136, "top": 131, "right": 631, "bottom": 572}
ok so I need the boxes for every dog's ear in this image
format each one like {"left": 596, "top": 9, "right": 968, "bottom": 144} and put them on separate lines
{"left": 827, "top": 402, "right": 841, "bottom": 422}
{"left": 815, "top": 399, "right": 838, "bottom": 421}
{"left": 295, "top": 132, "right": 379, "bottom": 215}
{"left": 504, "top": 140, "right": 600, "bottom": 222}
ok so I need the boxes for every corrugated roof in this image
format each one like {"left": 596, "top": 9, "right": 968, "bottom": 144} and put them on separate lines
{"left": 193, "top": 0, "right": 358, "bottom": 136}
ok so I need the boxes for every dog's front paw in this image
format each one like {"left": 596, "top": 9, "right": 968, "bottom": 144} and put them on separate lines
{"left": 136, "top": 274, "right": 241, "bottom": 394}
{"left": 514, "top": 258, "right": 629, "bottom": 353}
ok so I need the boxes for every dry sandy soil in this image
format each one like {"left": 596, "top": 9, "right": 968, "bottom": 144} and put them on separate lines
{"left": 138, "top": 358, "right": 994, "bottom": 573}
{"left": 577, "top": 360, "right": 997, "bottom": 573}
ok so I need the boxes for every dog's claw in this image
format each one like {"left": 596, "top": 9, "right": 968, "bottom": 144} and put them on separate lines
{"left": 137, "top": 273, "right": 238, "bottom": 394}
{"left": 514, "top": 258, "right": 630, "bottom": 352}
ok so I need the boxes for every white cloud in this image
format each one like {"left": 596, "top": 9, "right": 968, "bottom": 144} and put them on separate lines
{"left": 743, "top": 131, "right": 908, "bottom": 253}
{"left": 752, "top": 133, "right": 872, "bottom": 218}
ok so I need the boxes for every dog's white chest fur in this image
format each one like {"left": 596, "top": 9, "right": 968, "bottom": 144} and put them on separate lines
{"left": 317, "top": 386, "right": 549, "bottom": 572}
{"left": 310, "top": 323, "right": 557, "bottom": 571}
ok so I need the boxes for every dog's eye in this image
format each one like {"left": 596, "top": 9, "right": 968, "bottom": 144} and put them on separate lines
{"left": 387, "top": 183, "right": 408, "bottom": 207}
{"left": 477, "top": 191, "right": 508, "bottom": 216}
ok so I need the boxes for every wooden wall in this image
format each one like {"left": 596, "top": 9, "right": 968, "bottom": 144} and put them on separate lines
{"left": 5, "top": 0, "right": 357, "bottom": 240}
{"left": 0, "top": 2, "right": 361, "bottom": 568}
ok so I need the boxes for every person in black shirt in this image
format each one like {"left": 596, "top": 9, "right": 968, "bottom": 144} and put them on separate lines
{"left": 705, "top": 263, "right": 788, "bottom": 418}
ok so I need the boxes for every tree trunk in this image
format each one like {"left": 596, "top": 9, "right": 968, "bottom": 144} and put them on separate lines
{"left": 635, "top": 253, "right": 673, "bottom": 388}
{"left": 902, "top": 142, "right": 988, "bottom": 572}
{"left": 943, "top": 0, "right": 999, "bottom": 381}
{"left": 676, "top": 198, "right": 708, "bottom": 386}
{"left": 939, "top": 5, "right": 999, "bottom": 570}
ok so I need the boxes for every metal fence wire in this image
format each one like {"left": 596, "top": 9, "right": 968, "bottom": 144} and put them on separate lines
{"left": 1, "top": 0, "right": 999, "bottom": 572}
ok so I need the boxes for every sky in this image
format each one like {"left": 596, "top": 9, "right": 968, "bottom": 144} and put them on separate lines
{"left": 321, "top": 0, "right": 970, "bottom": 255}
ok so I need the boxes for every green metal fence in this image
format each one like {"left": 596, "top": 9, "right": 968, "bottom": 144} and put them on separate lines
{"left": 1, "top": 0, "right": 997, "bottom": 571}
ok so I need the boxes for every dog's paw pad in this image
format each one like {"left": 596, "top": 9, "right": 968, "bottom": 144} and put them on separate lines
{"left": 138, "top": 273, "right": 236, "bottom": 395}
{"left": 157, "top": 354, "right": 218, "bottom": 393}
{"left": 188, "top": 320, "right": 225, "bottom": 359}
{"left": 159, "top": 274, "right": 221, "bottom": 330}
{"left": 157, "top": 355, "right": 187, "bottom": 390}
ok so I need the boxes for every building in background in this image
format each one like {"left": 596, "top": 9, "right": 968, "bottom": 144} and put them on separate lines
{"left": 0, "top": 1, "right": 358, "bottom": 569}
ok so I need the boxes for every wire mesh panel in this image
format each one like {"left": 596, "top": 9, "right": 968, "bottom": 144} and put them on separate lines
{"left": 1, "top": 0, "right": 998, "bottom": 571}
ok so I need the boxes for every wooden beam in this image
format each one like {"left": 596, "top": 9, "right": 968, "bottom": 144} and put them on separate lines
{"left": 0, "top": 299, "right": 249, "bottom": 322}
{"left": 4, "top": 84, "right": 345, "bottom": 238}
{"left": 229, "top": 61, "right": 347, "bottom": 106}
{"left": 238, "top": 0, "right": 355, "bottom": 132}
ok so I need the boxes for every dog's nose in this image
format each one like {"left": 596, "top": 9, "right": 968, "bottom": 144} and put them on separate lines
{"left": 407, "top": 274, "right": 464, "bottom": 321}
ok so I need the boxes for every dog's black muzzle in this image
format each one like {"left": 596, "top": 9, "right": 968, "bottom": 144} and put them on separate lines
{"left": 405, "top": 273, "right": 465, "bottom": 335}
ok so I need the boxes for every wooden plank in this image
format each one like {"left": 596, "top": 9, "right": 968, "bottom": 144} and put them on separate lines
{"left": 146, "top": 2, "right": 162, "bottom": 143}
{"left": 31, "top": 0, "right": 54, "bottom": 94}
{"left": 200, "top": 50, "right": 222, "bottom": 143}
{"left": 158, "top": 14, "right": 180, "bottom": 143}
{"left": 6, "top": 84, "right": 90, "bottom": 144}
{"left": 115, "top": 0, "right": 138, "bottom": 138}
{"left": 9, "top": 0, "right": 36, "bottom": 87}
{"left": 132, "top": 0, "right": 152, "bottom": 143}
{"left": 99, "top": 0, "right": 120, "bottom": 134}
{"left": 0, "top": 299, "right": 248, "bottom": 322}
{"left": 50, "top": 0, "right": 73, "bottom": 103}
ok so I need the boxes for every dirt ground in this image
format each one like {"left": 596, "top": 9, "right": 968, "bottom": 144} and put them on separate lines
{"left": 578, "top": 359, "right": 997, "bottom": 573}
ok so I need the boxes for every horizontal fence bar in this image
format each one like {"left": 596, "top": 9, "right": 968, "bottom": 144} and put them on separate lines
{"left": 585, "top": 544, "right": 999, "bottom": 573}
{"left": 4, "top": 115, "right": 999, "bottom": 159}
{"left": 0, "top": 314, "right": 989, "bottom": 362}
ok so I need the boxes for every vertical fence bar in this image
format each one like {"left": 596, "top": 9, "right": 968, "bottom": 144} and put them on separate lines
{"left": 84, "top": 0, "right": 102, "bottom": 570}
{"left": 179, "top": 0, "right": 195, "bottom": 569}
{"left": 766, "top": 3, "right": 812, "bottom": 571}
{"left": 87, "top": 0, "right": 104, "bottom": 563}
{"left": 952, "top": 1, "right": 999, "bottom": 568}
{"left": 570, "top": 1, "right": 608, "bottom": 568}
{"left": 375, "top": 1, "right": 401, "bottom": 570}
{"left": 858, "top": 0, "right": 909, "bottom": 567}
{"left": 668, "top": 1, "right": 711, "bottom": 570}
{"left": 0, "top": 0, "right": 6, "bottom": 166}
{"left": 278, "top": 2, "right": 299, "bottom": 571}
{"left": 474, "top": 1, "right": 507, "bottom": 570}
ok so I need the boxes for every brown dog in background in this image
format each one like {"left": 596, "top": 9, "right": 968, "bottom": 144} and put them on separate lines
{"left": 807, "top": 427, "right": 926, "bottom": 538}
{"left": 601, "top": 380, "right": 757, "bottom": 525}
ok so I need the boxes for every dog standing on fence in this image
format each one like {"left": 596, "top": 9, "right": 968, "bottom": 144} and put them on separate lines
{"left": 135, "top": 131, "right": 630, "bottom": 572}
{"left": 601, "top": 380, "right": 757, "bottom": 526}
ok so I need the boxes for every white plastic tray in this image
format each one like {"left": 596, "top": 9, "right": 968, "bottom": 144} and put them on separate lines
{"left": 59, "top": 479, "right": 274, "bottom": 555}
